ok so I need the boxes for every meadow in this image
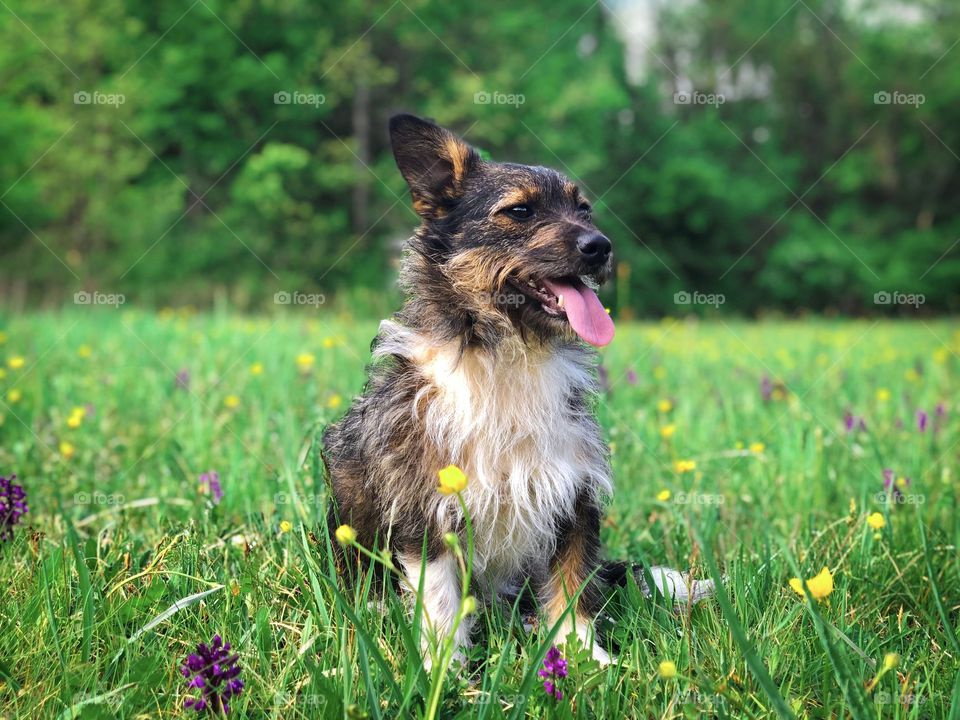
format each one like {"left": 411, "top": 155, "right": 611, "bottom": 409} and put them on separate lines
{"left": 0, "top": 310, "right": 957, "bottom": 718}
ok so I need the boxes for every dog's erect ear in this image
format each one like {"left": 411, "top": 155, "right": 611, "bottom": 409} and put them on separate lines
{"left": 389, "top": 114, "right": 481, "bottom": 219}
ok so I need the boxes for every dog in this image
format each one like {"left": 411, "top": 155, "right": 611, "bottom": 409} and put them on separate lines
{"left": 323, "top": 114, "right": 713, "bottom": 668}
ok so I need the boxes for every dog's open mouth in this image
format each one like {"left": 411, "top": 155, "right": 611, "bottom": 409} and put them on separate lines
{"left": 512, "top": 276, "right": 615, "bottom": 347}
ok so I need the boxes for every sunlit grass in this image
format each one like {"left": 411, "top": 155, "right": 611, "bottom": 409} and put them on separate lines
{"left": 0, "top": 310, "right": 957, "bottom": 718}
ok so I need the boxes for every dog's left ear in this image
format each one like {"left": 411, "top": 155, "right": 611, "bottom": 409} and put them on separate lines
{"left": 389, "top": 114, "right": 481, "bottom": 219}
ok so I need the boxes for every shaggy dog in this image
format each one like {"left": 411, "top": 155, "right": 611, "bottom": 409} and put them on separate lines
{"left": 324, "top": 114, "right": 712, "bottom": 667}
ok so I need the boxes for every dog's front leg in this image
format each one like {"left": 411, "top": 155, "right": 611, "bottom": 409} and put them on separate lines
{"left": 539, "top": 494, "right": 612, "bottom": 666}
{"left": 400, "top": 551, "right": 473, "bottom": 671}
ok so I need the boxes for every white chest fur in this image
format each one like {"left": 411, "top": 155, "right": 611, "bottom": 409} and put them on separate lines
{"left": 376, "top": 321, "right": 612, "bottom": 578}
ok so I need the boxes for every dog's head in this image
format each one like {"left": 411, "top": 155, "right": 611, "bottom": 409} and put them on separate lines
{"left": 390, "top": 114, "right": 615, "bottom": 348}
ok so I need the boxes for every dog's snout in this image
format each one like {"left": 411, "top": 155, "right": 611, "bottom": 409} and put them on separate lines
{"left": 577, "top": 232, "right": 612, "bottom": 265}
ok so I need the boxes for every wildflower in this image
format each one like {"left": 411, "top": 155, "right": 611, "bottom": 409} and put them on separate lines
{"left": 916, "top": 409, "right": 928, "bottom": 432}
{"left": 673, "top": 459, "right": 696, "bottom": 474}
{"left": 322, "top": 337, "right": 336, "bottom": 349}
{"left": 279, "top": 520, "right": 292, "bottom": 533}
{"left": 199, "top": 472, "right": 223, "bottom": 504}
{"left": 625, "top": 369, "right": 638, "bottom": 385}
{"left": 658, "top": 660, "right": 677, "bottom": 679}
{"left": 7, "top": 389, "right": 22, "bottom": 404}
{"left": 660, "top": 424, "right": 676, "bottom": 439}
{"left": 59, "top": 441, "right": 75, "bottom": 459}
{"left": 175, "top": 368, "right": 191, "bottom": 391}
{"left": 657, "top": 399, "right": 673, "bottom": 413}
{"left": 295, "top": 353, "right": 315, "bottom": 372}
{"left": 66, "top": 406, "right": 85, "bottom": 429}
{"left": 876, "top": 388, "right": 890, "bottom": 402}
{"left": 249, "top": 362, "right": 263, "bottom": 376}
{"left": 538, "top": 646, "right": 568, "bottom": 700}
{"left": 335, "top": 524, "right": 356, "bottom": 545}
{"left": 181, "top": 635, "right": 244, "bottom": 714}
{"left": 883, "top": 469, "right": 910, "bottom": 501}
{"left": 437, "top": 464, "right": 468, "bottom": 495}
{"left": 882, "top": 653, "right": 899, "bottom": 672}
{"left": 867, "top": 512, "right": 885, "bottom": 530}
{"left": 760, "top": 376, "right": 773, "bottom": 402}
{"left": 843, "top": 412, "right": 867, "bottom": 433}
{"left": 789, "top": 566, "right": 834, "bottom": 601}
{"left": 749, "top": 442, "right": 765, "bottom": 454}
{"left": 223, "top": 395, "right": 240, "bottom": 410}
{"left": 77, "top": 345, "right": 93, "bottom": 359}
{"left": 656, "top": 489, "right": 671, "bottom": 502}
{"left": 327, "top": 394, "right": 342, "bottom": 409}
{"left": 0, "top": 474, "right": 28, "bottom": 542}
{"left": 7, "top": 356, "right": 24, "bottom": 370}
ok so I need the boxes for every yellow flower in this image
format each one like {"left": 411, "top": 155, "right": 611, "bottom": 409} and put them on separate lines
{"left": 296, "top": 352, "right": 315, "bottom": 371}
{"left": 657, "top": 399, "right": 673, "bottom": 413}
{"left": 656, "top": 489, "right": 671, "bottom": 502}
{"left": 658, "top": 661, "right": 677, "bottom": 679}
{"left": 660, "top": 424, "right": 676, "bottom": 439}
{"left": 749, "top": 442, "right": 765, "bottom": 454}
{"left": 867, "top": 512, "right": 886, "bottom": 530}
{"left": 224, "top": 394, "right": 240, "bottom": 409}
{"left": 77, "top": 345, "right": 93, "bottom": 359}
{"left": 279, "top": 520, "right": 293, "bottom": 533}
{"left": 6, "top": 389, "right": 22, "bottom": 404}
{"left": 335, "top": 524, "right": 357, "bottom": 545}
{"left": 67, "top": 412, "right": 83, "bottom": 429}
{"left": 322, "top": 337, "right": 335, "bottom": 349}
{"left": 249, "top": 362, "right": 263, "bottom": 376}
{"left": 7, "top": 356, "right": 25, "bottom": 370}
{"left": 882, "top": 653, "right": 899, "bottom": 672}
{"left": 789, "top": 566, "right": 834, "bottom": 601}
{"left": 876, "top": 388, "right": 890, "bottom": 402}
{"left": 59, "top": 440, "right": 75, "bottom": 459}
{"left": 438, "top": 464, "right": 468, "bottom": 495}
{"left": 327, "top": 394, "right": 342, "bottom": 409}
{"left": 673, "top": 459, "right": 696, "bottom": 473}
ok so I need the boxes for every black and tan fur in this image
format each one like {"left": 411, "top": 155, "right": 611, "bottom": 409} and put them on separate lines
{"left": 323, "top": 114, "right": 710, "bottom": 667}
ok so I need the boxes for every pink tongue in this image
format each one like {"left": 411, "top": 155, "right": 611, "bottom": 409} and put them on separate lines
{"left": 542, "top": 278, "right": 615, "bottom": 347}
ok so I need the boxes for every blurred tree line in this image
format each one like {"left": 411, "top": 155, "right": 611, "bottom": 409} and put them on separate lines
{"left": 0, "top": 0, "right": 958, "bottom": 315}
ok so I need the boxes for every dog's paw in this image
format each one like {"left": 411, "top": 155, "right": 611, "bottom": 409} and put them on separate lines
{"left": 645, "top": 566, "right": 716, "bottom": 605}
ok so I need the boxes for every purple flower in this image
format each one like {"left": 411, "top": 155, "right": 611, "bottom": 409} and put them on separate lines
{"left": 538, "top": 646, "right": 568, "bottom": 700}
{"left": 843, "top": 412, "right": 867, "bottom": 433}
{"left": 916, "top": 409, "right": 929, "bottom": 433}
{"left": 883, "top": 468, "right": 910, "bottom": 501}
{"left": 625, "top": 369, "right": 638, "bottom": 385}
{"left": 175, "top": 368, "right": 191, "bottom": 391}
{"left": 760, "top": 376, "right": 773, "bottom": 402}
{"left": 935, "top": 403, "right": 946, "bottom": 417}
{"left": 0, "top": 474, "right": 28, "bottom": 542}
{"left": 199, "top": 472, "right": 223, "bottom": 505}
{"left": 181, "top": 635, "right": 243, "bottom": 714}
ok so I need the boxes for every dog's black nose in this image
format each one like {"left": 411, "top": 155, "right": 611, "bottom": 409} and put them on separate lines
{"left": 577, "top": 232, "right": 612, "bottom": 264}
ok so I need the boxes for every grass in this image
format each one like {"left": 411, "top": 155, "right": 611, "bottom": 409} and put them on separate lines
{"left": 0, "top": 309, "right": 957, "bottom": 718}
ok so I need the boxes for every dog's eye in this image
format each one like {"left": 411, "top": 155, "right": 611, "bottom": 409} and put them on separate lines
{"left": 505, "top": 205, "right": 533, "bottom": 220}
{"left": 577, "top": 203, "right": 592, "bottom": 219}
